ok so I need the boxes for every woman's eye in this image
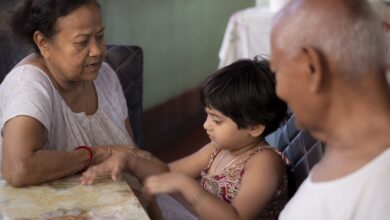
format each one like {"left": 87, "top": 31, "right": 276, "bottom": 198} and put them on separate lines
{"left": 96, "top": 35, "right": 104, "bottom": 41}
{"left": 76, "top": 41, "right": 88, "bottom": 47}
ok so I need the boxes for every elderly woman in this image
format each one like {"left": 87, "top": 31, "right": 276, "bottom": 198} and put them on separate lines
{"left": 0, "top": 0, "right": 138, "bottom": 187}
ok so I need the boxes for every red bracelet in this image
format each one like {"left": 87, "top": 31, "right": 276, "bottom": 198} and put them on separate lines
{"left": 74, "top": 146, "right": 94, "bottom": 172}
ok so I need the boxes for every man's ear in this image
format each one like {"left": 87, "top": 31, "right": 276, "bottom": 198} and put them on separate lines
{"left": 33, "top": 31, "right": 50, "bottom": 58}
{"left": 302, "top": 47, "right": 325, "bottom": 93}
{"left": 248, "top": 124, "right": 265, "bottom": 138}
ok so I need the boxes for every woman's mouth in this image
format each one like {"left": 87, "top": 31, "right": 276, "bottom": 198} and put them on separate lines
{"left": 86, "top": 62, "right": 101, "bottom": 72}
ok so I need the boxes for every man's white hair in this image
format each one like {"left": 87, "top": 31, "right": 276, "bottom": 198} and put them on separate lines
{"left": 273, "top": 0, "right": 387, "bottom": 80}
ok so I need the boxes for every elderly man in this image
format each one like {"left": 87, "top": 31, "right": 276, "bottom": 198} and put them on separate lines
{"left": 270, "top": 0, "right": 390, "bottom": 219}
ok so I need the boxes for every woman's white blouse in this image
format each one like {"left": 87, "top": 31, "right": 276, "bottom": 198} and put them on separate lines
{"left": 0, "top": 61, "right": 133, "bottom": 170}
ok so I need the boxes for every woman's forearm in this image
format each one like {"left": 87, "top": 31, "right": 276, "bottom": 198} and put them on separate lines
{"left": 2, "top": 149, "right": 89, "bottom": 187}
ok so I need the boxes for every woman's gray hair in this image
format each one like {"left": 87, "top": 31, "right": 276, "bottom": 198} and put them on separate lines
{"left": 273, "top": 0, "right": 387, "bottom": 80}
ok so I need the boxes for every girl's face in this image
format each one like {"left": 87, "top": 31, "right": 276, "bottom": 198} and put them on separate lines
{"left": 41, "top": 2, "right": 106, "bottom": 84}
{"left": 203, "top": 107, "right": 258, "bottom": 150}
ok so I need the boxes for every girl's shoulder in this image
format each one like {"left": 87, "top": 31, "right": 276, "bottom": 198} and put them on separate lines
{"left": 200, "top": 142, "right": 220, "bottom": 156}
{"left": 245, "top": 145, "right": 286, "bottom": 171}
{"left": 254, "top": 145, "right": 285, "bottom": 159}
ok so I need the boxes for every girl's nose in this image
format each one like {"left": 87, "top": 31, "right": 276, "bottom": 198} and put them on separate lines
{"left": 203, "top": 115, "right": 211, "bottom": 130}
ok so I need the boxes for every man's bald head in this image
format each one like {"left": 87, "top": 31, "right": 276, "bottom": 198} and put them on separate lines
{"left": 272, "top": 0, "right": 387, "bottom": 80}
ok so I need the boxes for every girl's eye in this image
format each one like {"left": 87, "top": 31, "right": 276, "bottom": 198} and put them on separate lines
{"left": 213, "top": 120, "right": 222, "bottom": 125}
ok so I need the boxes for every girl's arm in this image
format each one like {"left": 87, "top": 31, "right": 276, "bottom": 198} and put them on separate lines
{"left": 229, "top": 149, "right": 285, "bottom": 219}
{"left": 81, "top": 142, "right": 215, "bottom": 184}
{"left": 168, "top": 142, "right": 215, "bottom": 177}
{"left": 81, "top": 148, "right": 168, "bottom": 184}
{"left": 144, "top": 172, "right": 236, "bottom": 218}
{"left": 144, "top": 149, "right": 285, "bottom": 220}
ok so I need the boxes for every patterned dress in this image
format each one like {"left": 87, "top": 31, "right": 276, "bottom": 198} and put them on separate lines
{"left": 200, "top": 146, "right": 288, "bottom": 220}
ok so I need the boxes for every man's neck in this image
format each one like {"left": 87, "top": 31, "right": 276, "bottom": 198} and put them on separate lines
{"left": 311, "top": 81, "right": 390, "bottom": 181}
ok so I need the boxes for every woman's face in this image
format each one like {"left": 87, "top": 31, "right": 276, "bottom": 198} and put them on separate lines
{"left": 43, "top": 2, "right": 106, "bottom": 83}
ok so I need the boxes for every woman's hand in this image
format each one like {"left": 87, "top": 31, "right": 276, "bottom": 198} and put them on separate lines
{"left": 80, "top": 152, "right": 132, "bottom": 185}
{"left": 91, "top": 145, "right": 136, "bottom": 165}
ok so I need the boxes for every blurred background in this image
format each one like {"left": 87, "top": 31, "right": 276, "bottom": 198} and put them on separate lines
{"left": 0, "top": 0, "right": 388, "bottom": 160}
{"left": 98, "top": 0, "right": 262, "bottom": 110}
{"left": 96, "top": 0, "right": 267, "bottom": 156}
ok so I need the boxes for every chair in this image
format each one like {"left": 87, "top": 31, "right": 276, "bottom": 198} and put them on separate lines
{"left": 105, "top": 45, "right": 143, "bottom": 147}
{"left": 273, "top": 115, "right": 325, "bottom": 197}
{"left": 0, "top": 33, "right": 143, "bottom": 147}
{"left": 0, "top": 30, "right": 32, "bottom": 83}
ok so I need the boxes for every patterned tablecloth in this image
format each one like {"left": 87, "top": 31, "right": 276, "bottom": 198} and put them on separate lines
{"left": 0, "top": 175, "right": 150, "bottom": 220}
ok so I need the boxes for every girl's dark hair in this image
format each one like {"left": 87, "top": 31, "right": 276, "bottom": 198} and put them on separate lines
{"left": 201, "top": 58, "right": 288, "bottom": 138}
{"left": 6, "top": 0, "right": 100, "bottom": 53}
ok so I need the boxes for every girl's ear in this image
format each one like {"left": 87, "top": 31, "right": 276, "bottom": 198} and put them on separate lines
{"left": 248, "top": 124, "right": 265, "bottom": 138}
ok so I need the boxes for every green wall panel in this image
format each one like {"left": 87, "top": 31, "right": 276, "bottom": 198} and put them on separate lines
{"left": 98, "top": 0, "right": 255, "bottom": 109}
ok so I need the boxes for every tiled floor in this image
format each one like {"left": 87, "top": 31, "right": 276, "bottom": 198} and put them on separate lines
{"left": 150, "top": 118, "right": 209, "bottom": 162}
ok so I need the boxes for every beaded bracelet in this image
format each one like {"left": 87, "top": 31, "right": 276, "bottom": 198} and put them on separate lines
{"left": 74, "top": 146, "right": 94, "bottom": 172}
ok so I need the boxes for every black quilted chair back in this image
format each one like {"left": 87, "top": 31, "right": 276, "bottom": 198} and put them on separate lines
{"left": 105, "top": 45, "right": 143, "bottom": 147}
{"left": 0, "top": 34, "right": 143, "bottom": 147}
{"left": 0, "top": 30, "right": 32, "bottom": 83}
{"left": 276, "top": 115, "right": 325, "bottom": 197}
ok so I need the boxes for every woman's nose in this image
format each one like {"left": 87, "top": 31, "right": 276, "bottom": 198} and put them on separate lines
{"left": 89, "top": 40, "right": 105, "bottom": 57}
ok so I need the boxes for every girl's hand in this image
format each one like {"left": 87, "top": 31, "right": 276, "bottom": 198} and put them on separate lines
{"left": 143, "top": 173, "right": 189, "bottom": 196}
{"left": 80, "top": 152, "right": 130, "bottom": 185}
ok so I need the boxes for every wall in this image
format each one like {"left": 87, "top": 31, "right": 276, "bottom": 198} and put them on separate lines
{"left": 0, "top": 0, "right": 265, "bottom": 110}
{"left": 98, "top": 0, "right": 256, "bottom": 110}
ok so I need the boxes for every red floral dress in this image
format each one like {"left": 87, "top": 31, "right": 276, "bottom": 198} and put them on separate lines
{"left": 200, "top": 146, "right": 288, "bottom": 219}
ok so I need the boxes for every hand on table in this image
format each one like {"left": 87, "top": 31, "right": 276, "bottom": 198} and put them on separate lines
{"left": 81, "top": 151, "right": 131, "bottom": 185}
{"left": 91, "top": 145, "right": 136, "bottom": 165}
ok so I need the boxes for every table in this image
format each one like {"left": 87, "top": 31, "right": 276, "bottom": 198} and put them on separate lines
{"left": 0, "top": 174, "right": 150, "bottom": 219}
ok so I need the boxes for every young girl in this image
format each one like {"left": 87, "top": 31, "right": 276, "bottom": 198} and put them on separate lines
{"left": 81, "top": 58, "right": 289, "bottom": 220}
